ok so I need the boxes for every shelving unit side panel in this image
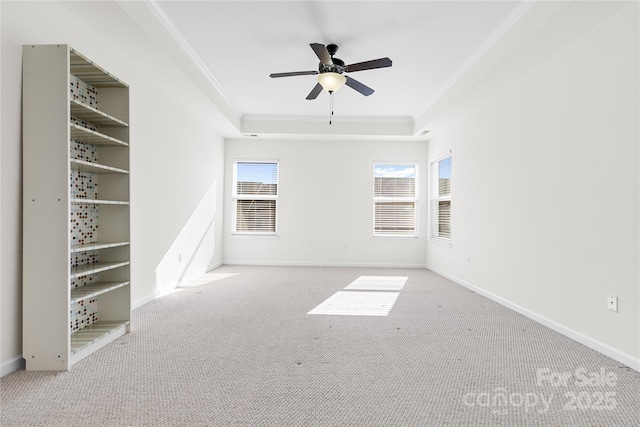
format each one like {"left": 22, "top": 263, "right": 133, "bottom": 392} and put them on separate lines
{"left": 98, "top": 87, "right": 129, "bottom": 125}
{"left": 99, "top": 145, "right": 130, "bottom": 172}
{"left": 22, "top": 44, "right": 72, "bottom": 370}
{"left": 96, "top": 204, "right": 130, "bottom": 243}
{"left": 98, "top": 125, "right": 129, "bottom": 143}
{"left": 97, "top": 285, "right": 131, "bottom": 325}
{"left": 97, "top": 173, "right": 130, "bottom": 203}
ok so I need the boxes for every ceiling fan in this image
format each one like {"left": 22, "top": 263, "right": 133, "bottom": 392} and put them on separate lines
{"left": 269, "top": 43, "right": 392, "bottom": 100}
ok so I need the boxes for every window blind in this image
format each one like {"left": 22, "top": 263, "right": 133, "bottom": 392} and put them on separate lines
{"left": 431, "top": 156, "right": 451, "bottom": 240}
{"left": 375, "top": 202, "right": 416, "bottom": 235}
{"left": 234, "top": 162, "right": 278, "bottom": 233}
{"left": 373, "top": 164, "right": 417, "bottom": 236}
{"left": 235, "top": 200, "right": 276, "bottom": 233}
{"left": 374, "top": 177, "right": 416, "bottom": 198}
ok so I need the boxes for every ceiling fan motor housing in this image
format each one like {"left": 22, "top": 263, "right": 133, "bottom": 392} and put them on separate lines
{"left": 318, "top": 43, "right": 345, "bottom": 74}
{"left": 319, "top": 58, "right": 345, "bottom": 74}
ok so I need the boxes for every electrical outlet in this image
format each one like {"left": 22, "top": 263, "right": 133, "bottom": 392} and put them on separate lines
{"left": 607, "top": 296, "right": 618, "bottom": 313}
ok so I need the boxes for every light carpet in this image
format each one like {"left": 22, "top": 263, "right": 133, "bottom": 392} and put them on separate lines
{"left": 2, "top": 265, "right": 639, "bottom": 426}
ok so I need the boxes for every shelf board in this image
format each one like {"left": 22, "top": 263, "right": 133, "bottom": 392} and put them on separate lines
{"left": 70, "top": 281, "right": 130, "bottom": 304}
{"left": 70, "top": 123, "right": 128, "bottom": 147}
{"left": 71, "top": 241, "right": 129, "bottom": 253}
{"left": 71, "top": 198, "right": 129, "bottom": 206}
{"left": 71, "top": 158, "right": 129, "bottom": 175}
{"left": 70, "top": 321, "right": 130, "bottom": 355}
{"left": 70, "top": 99, "right": 128, "bottom": 127}
{"left": 70, "top": 49, "right": 128, "bottom": 88}
{"left": 71, "top": 261, "right": 130, "bottom": 278}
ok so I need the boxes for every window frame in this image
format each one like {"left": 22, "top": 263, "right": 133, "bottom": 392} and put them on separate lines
{"left": 372, "top": 163, "right": 419, "bottom": 238}
{"left": 430, "top": 152, "right": 452, "bottom": 244}
{"left": 232, "top": 160, "right": 279, "bottom": 235}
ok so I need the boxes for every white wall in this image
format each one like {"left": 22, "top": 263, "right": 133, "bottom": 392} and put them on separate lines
{"left": 224, "top": 138, "right": 428, "bottom": 267}
{"left": 1, "top": 1, "right": 225, "bottom": 374}
{"left": 424, "top": 1, "right": 639, "bottom": 368}
{"left": 3, "top": 0, "right": 637, "bottom": 375}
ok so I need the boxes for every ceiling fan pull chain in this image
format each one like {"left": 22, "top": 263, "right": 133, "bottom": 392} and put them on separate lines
{"left": 329, "top": 91, "right": 334, "bottom": 125}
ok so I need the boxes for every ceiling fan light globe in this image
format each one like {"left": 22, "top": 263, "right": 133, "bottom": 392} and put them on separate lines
{"left": 318, "top": 72, "right": 346, "bottom": 92}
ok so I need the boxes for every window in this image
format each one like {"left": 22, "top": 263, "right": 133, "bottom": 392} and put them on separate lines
{"left": 233, "top": 161, "right": 278, "bottom": 234}
{"left": 430, "top": 155, "right": 451, "bottom": 240}
{"left": 373, "top": 164, "right": 417, "bottom": 236}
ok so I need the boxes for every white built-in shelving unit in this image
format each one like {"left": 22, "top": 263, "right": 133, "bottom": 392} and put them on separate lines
{"left": 23, "top": 44, "right": 130, "bottom": 370}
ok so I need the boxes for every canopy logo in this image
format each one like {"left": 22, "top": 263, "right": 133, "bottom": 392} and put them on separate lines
{"left": 462, "top": 367, "right": 618, "bottom": 416}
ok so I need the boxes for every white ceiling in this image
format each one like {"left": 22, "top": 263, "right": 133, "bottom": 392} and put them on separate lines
{"left": 142, "top": 1, "right": 531, "bottom": 137}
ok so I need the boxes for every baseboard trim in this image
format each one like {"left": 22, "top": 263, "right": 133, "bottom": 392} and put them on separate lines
{"left": 1, "top": 355, "right": 25, "bottom": 377}
{"left": 427, "top": 265, "right": 640, "bottom": 372}
{"left": 131, "top": 262, "right": 225, "bottom": 311}
{"left": 222, "top": 260, "right": 427, "bottom": 269}
{"left": 206, "top": 261, "right": 223, "bottom": 271}
{"left": 132, "top": 293, "right": 155, "bottom": 311}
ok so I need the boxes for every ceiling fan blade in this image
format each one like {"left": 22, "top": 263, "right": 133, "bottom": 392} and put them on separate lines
{"left": 306, "top": 83, "right": 323, "bottom": 100}
{"left": 270, "top": 71, "right": 318, "bottom": 78}
{"left": 345, "top": 57, "right": 392, "bottom": 73}
{"left": 345, "top": 76, "right": 374, "bottom": 96}
{"left": 310, "top": 43, "right": 333, "bottom": 65}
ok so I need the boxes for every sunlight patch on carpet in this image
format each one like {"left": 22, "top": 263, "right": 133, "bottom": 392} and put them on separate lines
{"left": 308, "top": 291, "right": 400, "bottom": 316}
{"left": 344, "top": 276, "right": 408, "bottom": 291}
